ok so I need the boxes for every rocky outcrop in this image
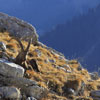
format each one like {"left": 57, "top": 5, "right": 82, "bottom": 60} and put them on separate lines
{"left": 25, "top": 86, "right": 47, "bottom": 99}
{"left": 0, "top": 59, "right": 24, "bottom": 77}
{"left": 0, "top": 62, "right": 47, "bottom": 100}
{"left": 0, "top": 12, "right": 38, "bottom": 44}
{"left": 90, "top": 90, "right": 100, "bottom": 100}
{"left": 0, "top": 87, "right": 21, "bottom": 100}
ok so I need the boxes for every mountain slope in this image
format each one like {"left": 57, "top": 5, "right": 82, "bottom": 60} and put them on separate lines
{"left": 40, "top": 5, "right": 100, "bottom": 71}
{"left": 1, "top": 12, "right": 100, "bottom": 100}
{"left": 0, "top": 32, "right": 100, "bottom": 100}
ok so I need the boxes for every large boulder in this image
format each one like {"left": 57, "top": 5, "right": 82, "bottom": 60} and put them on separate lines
{"left": 0, "top": 87, "right": 21, "bottom": 100}
{"left": 0, "top": 12, "right": 38, "bottom": 44}
{"left": 90, "top": 90, "right": 100, "bottom": 98}
{"left": 0, "top": 59, "right": 24, "bottom": 77}
{"left": 0, "top": 74, "right": 47, "bottom": 99}
{"left": 25, "top": 86, "right": 47, "bottom": 99}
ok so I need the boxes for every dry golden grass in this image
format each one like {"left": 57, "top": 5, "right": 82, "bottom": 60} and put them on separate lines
{"left": 0, "top": 32, "right": 100, "bottom": 100}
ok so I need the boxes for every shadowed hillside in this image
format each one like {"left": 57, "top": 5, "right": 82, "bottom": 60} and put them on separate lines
{"left": 40, "top": 5, "right": 100, "bottom": 71}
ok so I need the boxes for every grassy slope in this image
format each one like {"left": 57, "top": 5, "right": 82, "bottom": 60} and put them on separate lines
{"left": 0, "top": 32, "right": 100, "bottom": 100}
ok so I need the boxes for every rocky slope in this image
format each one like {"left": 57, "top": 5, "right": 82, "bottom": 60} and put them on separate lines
{"left": 0, "top": 13, "right": 100, "bottom": 100}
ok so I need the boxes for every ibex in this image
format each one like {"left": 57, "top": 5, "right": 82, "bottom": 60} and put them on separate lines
{"left": 8, "top": 37, "right": 39, "bottom": 72}
{"left": 11, "top": 37, "right": 32, "bottom": 65}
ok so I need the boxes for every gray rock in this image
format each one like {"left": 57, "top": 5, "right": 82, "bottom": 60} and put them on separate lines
{"left": 90, "top": 90, "right": 100, "bottom": 98}
{"left": 89, "top": 72, "right": 99, "bottom": 80}
{"left": 57, "top": 66, "right": 67, "bottom": 72}
{"left": 66, "top": 70, "right": 72, "bottom": 73}
{"left": 67, "top": 88, "right": 75, "bottom": 95}
{"left": 63, "top": 80, "right": 85, "bottom": 96}
{"left": 0, "top": 42, "right": 6, "bottom": 51}
{"left": 63, "top": 64, "right": 72, "bottom": 72}
{"left": 27, "top": 97, "right": 37, "bottom": 100}
{"left": 0, "top": 12, "right": 38, "bottom": 44}
{"left": 56, "top": 65, "right": 72, "bottom": 73}
{"left": 58, "top": 56, "right": 66, "bottom": 60}
{"left": 0, "top": 59, "right": 24, "bottom": 77}
{"left": 0, "top": 75, "right": 37, "bottom": 90}
{"left": 92, "top": 97, "right": 100, "bottom": 100}
{"left": 25, "top": 86, "right": 47, "bottom": 99}
{"left": 62, "top": 87, "right": 76, "bottom": 97}
{"left": 63, "top": 64, "right": 71, "bottom": 69}
{"left": 0, "top": 87, "right": 21, "bottom": 100}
